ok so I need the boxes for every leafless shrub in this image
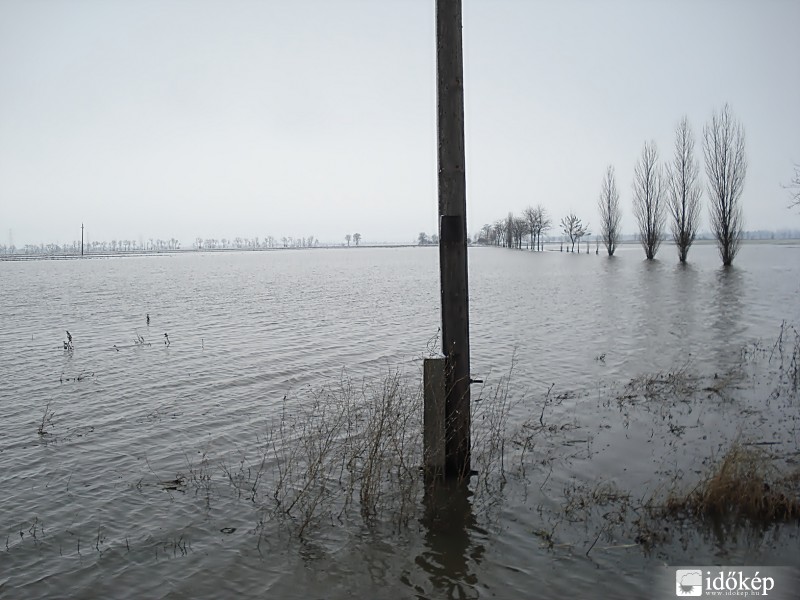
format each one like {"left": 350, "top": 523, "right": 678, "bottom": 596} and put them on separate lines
{"left": 767, "top": 320, "right": 800, "bottom": 394}
{"left": 182, "top": 446, "right": 214, "bottom": 505}
{"left": 258, "top": 372, "right": 425, "bottom": 537}
{"left": 37, "top": 402, "right": 55, "bottom": 436}
{"left": 471, "top": 366, "right": 516, "bottom": 496}
{"left": 207, "top": 367, "right": 517, "bottom": 540}
{"left": 220, "top": 446, "right": 267, "bottom": 503}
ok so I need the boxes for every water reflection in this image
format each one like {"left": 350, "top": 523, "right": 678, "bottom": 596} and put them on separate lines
{"left": 671, "top": 261, "right": 700, "bottom": 349}
{"left": 413, "top": 480, "right": 485, "bottom": 599}
{"left": 633, "top": 259, "right": 671, "bottom": 371}
{"left": 711, "top": 267, "right": 745, "bottom": 367}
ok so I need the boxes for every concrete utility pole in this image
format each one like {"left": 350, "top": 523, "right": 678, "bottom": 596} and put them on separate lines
{"left": 436, "top": 0, "right": 471, "bottom": 479}
{"left": 81, "top": 223, "right": 84, "bottom": 256}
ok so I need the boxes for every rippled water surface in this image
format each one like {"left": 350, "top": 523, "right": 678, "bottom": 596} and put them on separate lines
{"left": 1, "top": 243, "right": 799, "bottom": 599}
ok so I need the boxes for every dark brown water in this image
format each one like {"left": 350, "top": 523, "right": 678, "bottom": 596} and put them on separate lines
{"left": 1, "top": 243, "right": 798, "bottom": 599}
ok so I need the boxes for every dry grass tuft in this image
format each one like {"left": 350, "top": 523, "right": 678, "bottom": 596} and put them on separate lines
{"left": 661, "top": 441, "right": 800, "bottom": 523}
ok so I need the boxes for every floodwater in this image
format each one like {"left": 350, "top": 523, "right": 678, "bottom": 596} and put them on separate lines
{"left": 1, "top": 242, "right": 799, "bottom": 599}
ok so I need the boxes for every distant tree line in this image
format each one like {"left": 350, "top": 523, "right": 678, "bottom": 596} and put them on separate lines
{"left": 474, "top": 206, "right": 553, "bottom": 250}
{"left": 0, "top": 235, "right": 325, "bottom": 255}
{"left": 471, "top": 104, "right": 751, "bottom": 266}
{"left": 0, "top": 233, "right": 379, "bottom": 256}
{"left": 0, "top": 238, "right": 181, "bottom": 256}
{"left": 194, "top": 236, "right": 319, "bottom": 250}
{"left": 417, "top": 232, "right": 439, "bottom": 245}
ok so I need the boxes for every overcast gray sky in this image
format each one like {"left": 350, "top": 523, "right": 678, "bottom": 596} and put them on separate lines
{"left": 1, "top": 0, "right": 798, "bottom": 247}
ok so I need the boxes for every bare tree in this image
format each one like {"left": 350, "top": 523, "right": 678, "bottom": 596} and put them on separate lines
{"left": 523, "top": 206, "right": 537, "bottom": 251}
{"left": 576, "top": 222, "right": 588, "bottom": 251}
{"left": 597, "top": 165, "right": 621, "bottom": 256}
{"left": 704, "top": 104, "right": 746, "bottom": 266}
{"left": 345, "top": 234, "right": 352, "bottom": 247}
{"left": 524, "top": 205, "right": 551, "bottom": 251}
{"left": 536, "top": 206, "right": 551, "bottom": 251}
{"left": 479, "top": 223, "right": 492, "bottom": 243}
{"left": 561, "top": 215, "right": 574, "bottom": 251}
{"left": 505, "top": 213, "right": 515, "bottom": 248}
{"left": 632, "top": 141, "right": 665, "bottom": 259}
{"left": 492, "top": 220, "right": 505, "bottom": 246}
{"left": 514, "top": 217, "right": 529, "bottom": 249}
{"left": 666, "top": 117, "right": 702, "bottom": 263}
{"left": 353, "top": 233, "right": 361, "bottom": 246}
{"left": 560, "top": 213, "right": 585, "bottom": 252}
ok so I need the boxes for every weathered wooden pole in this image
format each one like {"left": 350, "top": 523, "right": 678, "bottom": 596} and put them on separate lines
{"left": 436, "top": 0, "right": 471, "bottom": 479}
{"left": 81, "top": 223, "right": 84, "bottom": 256}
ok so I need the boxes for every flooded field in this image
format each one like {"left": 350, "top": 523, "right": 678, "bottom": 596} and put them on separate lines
{"left": 1, "top": 243, "right": 799, "bottom": 599}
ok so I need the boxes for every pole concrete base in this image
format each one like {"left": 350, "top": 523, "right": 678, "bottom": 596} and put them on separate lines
{"left": 423, "top": 357, "right": 446, "bottom": 481}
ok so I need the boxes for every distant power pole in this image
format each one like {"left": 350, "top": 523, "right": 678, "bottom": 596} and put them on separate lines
{"left": 436, "top": 0, "right": 471, "bottom": 479}
{"left": 81, "top": 223, "right": 84, "bottom": 256}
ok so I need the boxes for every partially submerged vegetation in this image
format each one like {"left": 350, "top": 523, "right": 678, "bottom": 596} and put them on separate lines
{"left": 174, "top": 322, "right": 798, "bottom": 551}
{"left": 13, "top": 322, "right": 800, "bottom": 568}
{"left": 660, "top": 440, "right": 800, "bottom": 522}
{"left": 212, "top": 368, "right": 512, "bottom": 541}
{"left": 528, "top": 321, "right": 800, "bottom": 556}
{"left": 264, "top": 373, "right": 425, "bottom": 536}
